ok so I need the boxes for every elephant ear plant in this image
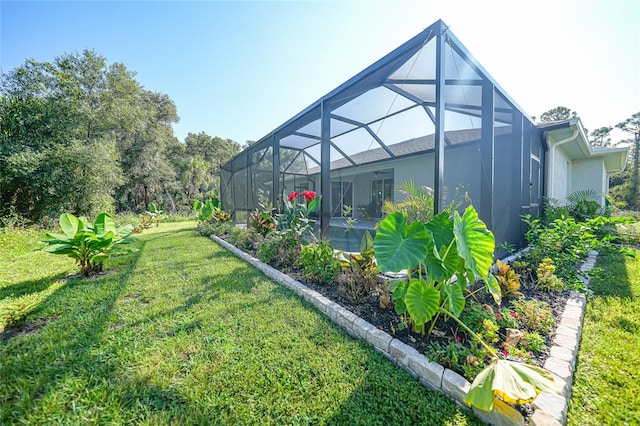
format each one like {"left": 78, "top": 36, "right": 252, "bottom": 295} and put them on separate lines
{"left": 374, "top": 206, "right": 558, "bottom": 412}
{"left": 42, "top": 213, "right": 137, "bottom": 277}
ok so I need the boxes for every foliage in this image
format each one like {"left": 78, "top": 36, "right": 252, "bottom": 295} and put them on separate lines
{"left": 494, "top": 260, "right": 521, "bottom": 297}
{"left": 523, "top": 331, "right": 546, "bottom": 354}
{"left": 375, "top": 206, "right": 558, "bottom": 410}
{"left": 337, "top": 230, "right": 379, "bottom": 274}
{"left": 536, "top": 258, "right": 564, "bottom": 292}
{"left": 426, "top": 340, "right": 487, "bottom": 381}
{"left": 228, "top": 227, "right": 263, "bottom": 252}
{"left": 41, "top": 212, "right": 137, "bottom": 276}
{"left": 464, "top": 359, "right": 557, "bottom": 412}
{"left": 196, "top": 219, "right": 234, "bottom": 238}
{"left": 382, "top": 179, "right": 434, "bottom": 224}
{"left": 375, "top": 206, "right": 500, "bottom": 334}
{"left": 249, "top": 204, "right": 277, "bottom": 237}
{"left": 256, "top": 232, "right": 301, "bottom": 268}
{"left": 590, "top": 126, "right": 613, "bottom": 147}
{"left": 139, "top": 203, "right": 166, "bottom": 229}
{"left": 567, "top": 189, "right": 604, "bottom": 221}
{"left": 297, "top": 240, "right": 340, "bottom": 285}
{"left": 193, "top": 197, "right": 231, "bottom": 223}
{"left": 510, "top": 299, "right": 555, "bottom": 334}
{"left": 523, "top": 212, "right": 634, "bottom": 290}
{"left": 0, "top": 51, "right": 241, "bottom": 223}
{"left": 1, "top": 223, "right": 480, "bottom": 425}
{"left": 539, "top": 106, "right": 578, "bottom": 123}
{"left": 273, "top": 190, "right": 321, "bottom": 239}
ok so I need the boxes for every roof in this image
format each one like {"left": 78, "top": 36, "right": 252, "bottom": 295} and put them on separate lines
{"left": 543, "top": 118, "right": 628, "bottom": 174}
{"left": 305, "top": 126, "right": 513, "bottom": 174}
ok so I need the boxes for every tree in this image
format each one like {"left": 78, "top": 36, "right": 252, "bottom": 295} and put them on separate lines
{"left": 590, "top": 126, "right": 613, "bottom": 147}
{"left": 616, "top": 112, "right": 640, "bottom": 209}
{"left": 0, "top": 50, "right": 178, "bottom": 221}
{"left": 539, "top": 106, "right": 578, "bottom": 123}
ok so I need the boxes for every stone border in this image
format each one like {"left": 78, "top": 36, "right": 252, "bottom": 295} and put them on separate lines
{"left": 211, "top": 235, "right": 596, "bottom": 426}
{"left": 528, "top": 249, "right": 597, "bottom": 426}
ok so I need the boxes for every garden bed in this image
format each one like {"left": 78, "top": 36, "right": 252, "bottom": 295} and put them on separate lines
{"left": 210, "top": 231, "right": 585, "bottom": 425}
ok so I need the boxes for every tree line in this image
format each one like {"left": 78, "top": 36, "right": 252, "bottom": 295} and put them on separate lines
{"left": 0, "top": 49, "right": 241, "bottom": 224}
{"left": 539, "top": 106, "right": 640, "bottom": 210}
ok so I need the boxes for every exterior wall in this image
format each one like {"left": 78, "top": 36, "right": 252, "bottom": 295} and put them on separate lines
{"left": 548, "top": 146, "right": 571, "bottom": 203}
{"left": 571, "top": 158, "right": 607, "bottom": 206}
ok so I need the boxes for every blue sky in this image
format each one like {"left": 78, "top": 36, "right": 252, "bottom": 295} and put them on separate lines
{"left": 2, "top": 0, "right": 639, "bottom": 145}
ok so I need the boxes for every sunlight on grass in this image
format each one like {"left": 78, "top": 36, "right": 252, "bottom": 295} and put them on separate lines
{"left": 1, "top": 223, "right": 479, "bottom": 425}
{"left": 568, "top": 248, "right": 640, "bottom": 425}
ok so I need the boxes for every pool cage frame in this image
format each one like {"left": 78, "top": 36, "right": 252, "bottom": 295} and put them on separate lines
{"left": 221, "top": 19, "right": 545, "bottom": 253}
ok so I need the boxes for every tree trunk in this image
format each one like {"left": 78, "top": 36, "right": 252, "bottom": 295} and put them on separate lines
{"left": 633, "top": 137, "right": 640, "bottom": 210}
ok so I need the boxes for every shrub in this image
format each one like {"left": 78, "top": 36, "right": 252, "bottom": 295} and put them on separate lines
{"left": 257, "top": 232, "right": 301, "bottom": 268}
{"left": 297, "top": 240, "right": 340, "bottom": 285}
{"left": 231, "top": 228, "right": 263, "bottom": 252}
{"left": 536, "top": 258, "right": 564, "bottom": 292}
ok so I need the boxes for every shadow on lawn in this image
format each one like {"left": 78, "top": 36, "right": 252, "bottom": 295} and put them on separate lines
{"left": 0, "top": 233, "right": 146, "bottom": 420}
{"left": 0, "top": 271, "right": 69, "bottom": 300}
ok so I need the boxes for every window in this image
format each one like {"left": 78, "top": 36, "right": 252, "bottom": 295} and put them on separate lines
{"left": 331, "top": 181, "right": 353, "bottom": 217}
{"left": 371, "top": 177, "right": 394, "bottom": 218}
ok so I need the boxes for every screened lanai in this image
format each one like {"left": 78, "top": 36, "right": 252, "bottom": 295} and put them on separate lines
{"left": 221, "top": 19, "right": 544, "bottom": 253}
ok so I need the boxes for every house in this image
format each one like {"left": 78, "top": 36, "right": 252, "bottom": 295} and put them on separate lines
{"left": 220, "top": 19, "right": 628, "bottom": 253}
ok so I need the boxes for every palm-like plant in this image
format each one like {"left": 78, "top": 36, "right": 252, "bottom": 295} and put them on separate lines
{"left": 42, "top": 213, "right": 137, "bottom": 276}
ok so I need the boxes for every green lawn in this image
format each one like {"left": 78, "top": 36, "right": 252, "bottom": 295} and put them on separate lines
{"left": 0, "top": 222, "right": 479, "bottom": 425}
{"left": 568, "top": 248, "right": 640, "bottom": 424}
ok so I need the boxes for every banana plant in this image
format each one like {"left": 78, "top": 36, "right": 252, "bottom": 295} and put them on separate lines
{"left": 42, "top": 213, "right": 137, "bottom": 276}
{"left": 374, "top": 205, "right": 558, "bottom": 411}
{"left": 193, "top": 197, "right": 231, "bottom": 222}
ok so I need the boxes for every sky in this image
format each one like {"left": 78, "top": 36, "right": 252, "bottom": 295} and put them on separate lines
{"left": 1, "top": 0, "right": 639, "bottom": 145}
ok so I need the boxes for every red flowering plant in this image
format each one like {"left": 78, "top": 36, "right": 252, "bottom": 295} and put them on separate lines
{"left": 275, "top": 189, "right": 322, "bottom": 238}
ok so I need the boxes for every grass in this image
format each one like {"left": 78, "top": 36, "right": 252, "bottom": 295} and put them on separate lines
{"left": 568, "top": 247, "right": 640, "bottom": 425}
{"left": 0, "top": 222, "right": 480, "bottom": 425}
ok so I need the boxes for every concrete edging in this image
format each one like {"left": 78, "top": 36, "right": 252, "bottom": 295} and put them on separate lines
{"left": 211, "top": 235, "right": 596, "bottom": 426}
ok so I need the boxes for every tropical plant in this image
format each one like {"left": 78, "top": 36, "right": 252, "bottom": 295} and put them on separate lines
{"left": 337, "top": 230, "right": 379, "bottom": 274}
{"left": 567, "top": 189, "right": 603, "bottom": 221}
{"left": 193, "top": 197, "right": 231, "bottom": 223}
{"left": 139, "top": 203, "right": 166, "bottom": 228}
{"left": 494, "top": 260, "right": 522, "bottom": 297}
{"left": 41, "top": 212, "right": 137, "bottom": 276}
{"left": 273, "top": 190, "right": 321, "bottom": 239}
{"left": 249, "top": 204, "right": 277, "bottom": 237}
{"left": 373, "top": 206, "right": 558, "bottom": 412}
{"left": 382, "top": 179, "right": 434, "bottom": 224}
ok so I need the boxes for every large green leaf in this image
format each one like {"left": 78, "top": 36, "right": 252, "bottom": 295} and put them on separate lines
{"left": 360, "top": 230, "right": 374, "bottom": 257}
{"left": 115, "top": 224, "right": 134, "bottom": 239}
{"left": 453, "top": 206, "right": 495, "bottom": 279}
{"left": 374, "top": 212, "right": 430, "bottom": 273}
{"left": 426, "top": 211, "right": 454, "bottom": 249}
{"left": 465, "top": 359, "right": 558, "bottom": 412}
{"left": 45, "top": 232, "right": 71, "bottom": 243}
{"left": 60, "top": 213, "right": 79, "bottom": 238}
{"left": 485, "top": 273, "right": 502, "bottom": 305}
{"left": 422, "top": 232, "right": 448, "bottom": 282}
{"left": 94, "top": 213, "right": 116, "bottom": 237}
{"left": 42, "top": 243, "right": 75, "bottom": 254}
{"left": 210, "top": 197, "right": 220, "bottom": 209}
{"left": 443, "top": 282, "right": 465, "bottom": 317}
{"left": 404, "top": 279, "right": 439, "bottom": 328}
{"left": 193, "top": 200, "right": 202, "bottom": 211}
